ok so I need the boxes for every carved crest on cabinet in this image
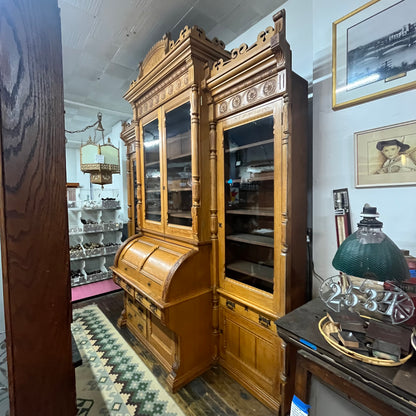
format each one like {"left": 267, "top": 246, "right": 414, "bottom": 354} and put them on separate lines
{"left": 128, "top": 25, "right": 226, "bottom": 95}
{"left": 211, "top": 26, "right": 275, "bottom": 76}
{"left": 138, "top": 35, "right": 170, "bottom": 79}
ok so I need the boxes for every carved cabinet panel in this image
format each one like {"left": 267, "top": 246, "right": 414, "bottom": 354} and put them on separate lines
{"left": 207, "top": 11, "right": 308, "bottom": 412}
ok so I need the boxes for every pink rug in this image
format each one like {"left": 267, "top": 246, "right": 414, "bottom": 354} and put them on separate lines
{"left": 72, "top": 279, "right": 120, "bottom": 302}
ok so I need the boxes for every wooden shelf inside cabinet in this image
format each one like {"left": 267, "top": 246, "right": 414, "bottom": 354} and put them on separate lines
{"left": 168, "top": 211, "right": 192, "bottom": 219}
{"left": 226, "top": 260, "right": 273, "bottom": 283}
{"left": 145, "top": 161, "right": 160, "bottom": 167}
{"left": 229, "top": 177, "right": 273, "bottom": 184}
{"left": 167, "top": 152, "right": 191, "bottom": 161}
{"left": 168, "top": 187, "right": 191, "bottom": 192}
{"left": 226, "top": 233, "right": 274, "bottom": 248}
{"left": 226, "top": 208, "right": 274, "bottom": 217}
{"left": 226, "top": 139, "right": 274, "bottom": 153}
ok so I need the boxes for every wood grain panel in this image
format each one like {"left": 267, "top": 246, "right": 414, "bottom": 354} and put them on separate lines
{"left": 0, "top": 0, "right": 75, "bottom": 414}
{"left": 240, "top": 327, "right": 256, "bottom": 368}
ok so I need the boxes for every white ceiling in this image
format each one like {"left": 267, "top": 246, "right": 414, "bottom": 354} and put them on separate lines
{"left": 59, "top": 0, "right": 282, "bottom": 143}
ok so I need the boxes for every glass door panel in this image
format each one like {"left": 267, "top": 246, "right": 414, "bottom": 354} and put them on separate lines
{"left": 165, "top": 102, "right": 192, "bottom": 227}
{"left": 223, "top": 115, "right": 274, "bottom": 293}
{"left": 143, "top": 119, "right": 161, "bottom": 222}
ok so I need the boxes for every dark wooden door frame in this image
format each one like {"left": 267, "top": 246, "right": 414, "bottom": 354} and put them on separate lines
{"left": 0, "top": 0, "right": 76, "bottom": 414}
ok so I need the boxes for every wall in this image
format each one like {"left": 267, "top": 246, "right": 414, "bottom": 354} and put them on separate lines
{"left": 312, "top": 0, "right": 416, "bottom": 296}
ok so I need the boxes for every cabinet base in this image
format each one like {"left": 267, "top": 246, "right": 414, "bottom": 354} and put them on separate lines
{"left": 219, "top": 359, "right": 281, "bottom": 412}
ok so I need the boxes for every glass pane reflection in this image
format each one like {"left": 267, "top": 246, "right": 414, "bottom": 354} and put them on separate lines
{"left": 166, "top": 102, "right": 192, "bottom": 227}
{"left": 223, "top": 116, "right": 274, "bottom": 293}
{"left": 143, "top": 118, "right": 161, "bottom": 222}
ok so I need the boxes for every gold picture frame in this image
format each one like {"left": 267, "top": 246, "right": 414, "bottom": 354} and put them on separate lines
{"left": 354, "top": 120, "right": 416, "bottom": 187}
{"left": 332, "top": 0, "right": 416, "bottom": 110}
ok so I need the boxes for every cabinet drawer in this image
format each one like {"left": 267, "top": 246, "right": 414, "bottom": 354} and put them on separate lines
{"left": 126, "top": 296, "right": 147, "bottom": 338}
{"left": 135, "top": 272, "right": 163, "bottom": 299}
{"left": 219, "top": 296, "right": 274, "bottom": 333}
{"left": 114, "top": 275, "right": 135, "bottom": 296}
{"left": 135, "top": 291, "right": 163, "bottom": 320}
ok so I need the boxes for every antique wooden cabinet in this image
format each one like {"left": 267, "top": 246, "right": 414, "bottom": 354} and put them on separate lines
{"left": 112, "top": 27, "right": 230, "bottom": 392}
{"left": 206, "top": 11, "right": 308, "bottom": 413}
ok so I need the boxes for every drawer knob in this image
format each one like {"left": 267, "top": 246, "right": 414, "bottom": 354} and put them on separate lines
{"left": 226, "top": 300, "right": 235, "bottom": 311}
{"left": 259, "top": 315, "right": 271, "bottom": 328}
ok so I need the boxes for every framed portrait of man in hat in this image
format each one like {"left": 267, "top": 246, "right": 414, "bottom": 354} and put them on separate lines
{"left": 355, "top": 120, "right": 416, "bottom": 187}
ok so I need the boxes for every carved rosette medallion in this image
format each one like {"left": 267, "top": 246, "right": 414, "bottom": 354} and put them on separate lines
{"left": 263, "top": 79, "right": 276, "bottom": 96}
{"left": 231, "top": 95, "right": 241, "bottom": 108}
{"left": 219, "top": 101, "right": 227, "bottom": 114}
{"left": 246, "top": 88, "right": 257, "bottom": 102}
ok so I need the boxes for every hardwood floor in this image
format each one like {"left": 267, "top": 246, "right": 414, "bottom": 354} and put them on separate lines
{"left": 72, "top": 290, "right": 276, "bottom": 416}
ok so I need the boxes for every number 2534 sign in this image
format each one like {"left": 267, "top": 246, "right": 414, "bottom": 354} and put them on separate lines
{"left": 320, "top": 274, "right": 414, "bottom": 324}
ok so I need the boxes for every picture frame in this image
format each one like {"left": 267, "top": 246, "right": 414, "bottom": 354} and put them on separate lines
{"left": 332, "top": 0, "right": 416, "bottom": 110}
{"left": 354, "top": 120, "right": 416, "bottom": 187}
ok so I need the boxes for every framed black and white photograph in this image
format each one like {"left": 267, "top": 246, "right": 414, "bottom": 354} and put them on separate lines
{"left": 355, "top": 120, "right": 416, "bottom": 187}
{"left": 333, "top": 0, "right": 416, "bottom": 109}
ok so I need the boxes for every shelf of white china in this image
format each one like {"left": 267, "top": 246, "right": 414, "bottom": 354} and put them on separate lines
{"left": 68, "top": 198, "right": 123, "bottom": 288}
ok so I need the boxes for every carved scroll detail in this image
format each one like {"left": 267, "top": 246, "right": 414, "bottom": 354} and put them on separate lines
{"left": 212, "top": 26, "right": 275, "bottom": 74}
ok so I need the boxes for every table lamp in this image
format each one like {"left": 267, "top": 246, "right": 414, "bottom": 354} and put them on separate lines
{"left": 320, "top": 204, "right": 414, "bottom": 324}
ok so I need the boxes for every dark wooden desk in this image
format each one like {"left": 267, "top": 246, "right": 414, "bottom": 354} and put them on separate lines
{"left": 275, "top": 298, "right": 416, "bottom": 416}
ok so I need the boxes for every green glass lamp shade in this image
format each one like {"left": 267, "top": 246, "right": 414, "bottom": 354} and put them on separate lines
{"left": 332, "top": 205, "right": 410, "bottom": 282}
{"left": 332, "top": 231, "right": 410, "bottom": 282}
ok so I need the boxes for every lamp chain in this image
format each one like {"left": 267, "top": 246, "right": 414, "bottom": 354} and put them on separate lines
{"left": 64, "top": 119, "right": 99, "bottom": 134}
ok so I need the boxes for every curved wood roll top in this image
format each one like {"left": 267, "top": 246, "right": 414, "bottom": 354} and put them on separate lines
{"left": 112, "top": 234, "right": 210, "bottom": 304}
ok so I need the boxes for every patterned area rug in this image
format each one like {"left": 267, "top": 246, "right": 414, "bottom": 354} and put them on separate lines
{"left": 72, "top": 305, "right": 184, "bottom": 416}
